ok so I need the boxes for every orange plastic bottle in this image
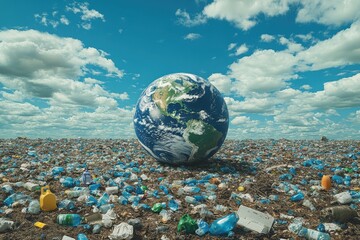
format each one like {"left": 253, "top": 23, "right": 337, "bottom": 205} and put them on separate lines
{"left": 40, "top": 185, "right": 57, "bottom": 211}
{"left": 321, "top": 175, "right": 331, "bottom": 190}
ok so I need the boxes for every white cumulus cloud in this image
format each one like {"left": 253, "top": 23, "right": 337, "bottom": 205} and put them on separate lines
{"left": 184, "top": 33, "right": 202, "bottom": 40}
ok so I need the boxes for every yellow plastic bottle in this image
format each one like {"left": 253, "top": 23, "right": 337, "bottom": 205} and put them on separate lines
{"left": 40, "top": 185, "right": 57, "bottom": 211}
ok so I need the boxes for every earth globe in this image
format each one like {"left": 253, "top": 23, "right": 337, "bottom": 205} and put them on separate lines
{"left": 133, "top": 73, "right": 229, "bottom": 165}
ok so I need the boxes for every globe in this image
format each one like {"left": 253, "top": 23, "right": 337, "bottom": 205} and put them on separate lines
{"left": 133, "top": 73, "right": 229, "bottom": 164}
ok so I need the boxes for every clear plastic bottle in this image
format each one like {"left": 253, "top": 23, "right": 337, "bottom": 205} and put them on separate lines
{"left": 289, "top": 222, "right": 331, "bottom": 240}
{"left": 302, "top": 199, "right": 316, "bottom": 211}
{"left": 28, "top": 200, "right": 41, "bottom": 214}
{"left": 159, "top": 209, "right": 171, "bottom": 223}
{"left": 299, "top": 227, "right": 331, "bottom": 240}
{"left": 82, "top": 170, "right": 92, "bottom": 186}
{"left": 99, "top": 203, "right": 114, "bottom": 214}
{"left": 209, "top": 212, "right": 239, "bottom": 236}
{"left": 2, "top": 185, "right": 13, "bottom": 194}
{"left": 57, "top": 214, "right": 82, "bottom": 227}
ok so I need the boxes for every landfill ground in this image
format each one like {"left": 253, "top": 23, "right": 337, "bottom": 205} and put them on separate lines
{"left": 1, "top": 138, "right": 360, "bottom": 240}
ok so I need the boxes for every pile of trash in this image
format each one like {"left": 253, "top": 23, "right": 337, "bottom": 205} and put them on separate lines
{"left": 0, "top": 138, "right": 359, "bottom": 239}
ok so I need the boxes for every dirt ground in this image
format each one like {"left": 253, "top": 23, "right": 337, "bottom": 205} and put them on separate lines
{"left": 1, "top": 138, "right": 360, "bottom": 239}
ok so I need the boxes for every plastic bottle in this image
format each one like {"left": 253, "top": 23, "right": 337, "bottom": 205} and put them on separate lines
{"left": 24, "top": 182, "right": 39, "bottom": 191}
{"left": 2, "top": 185, "right": 13, "bottom": 194}
{"left": 52, "top": 166, "right": 64, "bottom": 175}
{"left": 92, "top": 224, "right": 102, "bottom": 233}
{"left": 151, "top": 203, "right": 163, "bottom": 213}
{"left": 57, "top": 214, "right": 82, "bottom": 227}
{"left": 177, "top": 214, "right": 198, "bottom": 234}
{"left": 159, "top": 209, "right": 171, "bottom": 223}
{"left": 298, "top": 227, "right": 331, "bottom": 240}
{"left": 28, "top": 200, "right": 41, "bottom": 214}
{"left": 62, "top": 177, "right": 75, "bottom": 188}
{"left": 82, "top": 170, "right": 92, "bottom": 185}
{"left": 58, "top": 199, "right": 76, "bottom": 210}
{"left": 118, "top": 196, "right": 128, "bottom": 205}
{"left": 168, "top": 199, "right": 179, "bottom": 211}
{"left": 290, "top": 192, "right": 304, "bottom": 202}
{"left": 209, "top": 212, "right": 239, "bottom": 236}
{"left": 105, "top": 186, "right": 118, "bottom": 195}
{"left": 159, "top": 185, "right": 169, "bottom": 195}
{"left": 289, "top": 222, "right": 331, "bottom": 240}
{"left": 332, "top": 175, "right": 344, "bottom": 184}
{"left": 196, "top": 219, "right": 209, "bottom": 236}
{"left": 86, "top": 195, "right": 98, "bottom": 206}
{"left": 302, "top": 199, "right": 316, "bottom": 211}
{"left": 334, "top": 191, "right": 352, "bottom": 204}
{"left": 183, "top": 186, "right": 201, "bottom": 193}
{"left": 99, "top": 203, "right": 114, "bottom": 214}
{"left": 77, "top": 233, "right": 88, "bottom": 240}
{"left": 97, "top": 192, "right": 110, "bottom": 206}
{"left": 185, "top": 196, "right": 198, "bottom": 204}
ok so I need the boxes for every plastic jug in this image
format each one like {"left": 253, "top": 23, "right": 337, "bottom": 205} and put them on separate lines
{"left": 40, "top": 185, "right": 57, "bottom": 211}
{"left": 321, "top": 175, "right": 331, "bottom": 190}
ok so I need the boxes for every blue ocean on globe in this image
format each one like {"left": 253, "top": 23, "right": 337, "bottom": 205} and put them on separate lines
{"left": 134, "top": 73, "right": 229, "bottom": 164}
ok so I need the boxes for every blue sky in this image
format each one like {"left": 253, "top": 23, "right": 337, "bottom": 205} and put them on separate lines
{"left": 0, "top": 0, "right": 359, "bottom": 139}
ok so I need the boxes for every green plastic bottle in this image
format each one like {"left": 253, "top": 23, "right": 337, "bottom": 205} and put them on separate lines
{"left": 57, "top": 214, "right": 82, "bottom": 226}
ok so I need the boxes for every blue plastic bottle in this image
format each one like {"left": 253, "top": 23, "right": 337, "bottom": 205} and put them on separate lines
{"left": 290, "top": 192, "right": 304, "bottom": 202}
{"left": 77, "top": 233, "right": 88, "bottom": 240}
{"left": 99, "top": 203, "right": 114, "bottom": 214}
{"left": 196, "top": 219, "right": 210, "bottom": 236}
{"left": 209, "top": 213, "right": 239, "bottom": 236}
{"left": 168, "top": 199, "right": 179, "bottom": 211}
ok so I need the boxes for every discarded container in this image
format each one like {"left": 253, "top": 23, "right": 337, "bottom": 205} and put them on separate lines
{"left": 57, "top": 214, "right": 82, "bottom": 227}
{"left": 24, "top": 182, "right": 39, "bottom": 191}
{"left": 196, "top": 219, "right": 209, "bottom": 236}
{"left": 2, "top": 184, "right": 13, "bottom": 194}
{"left": 109, "top": 222, "right": 133, "bottom": 240}
{"left": 92, "top": 224, "right": 102, "bottom": 234}
{"left": 62, "top": 177, "right": 76, "bottom": 188}
{"left": 236, "top": 205, "right": 274, "bottom": 234}
{"left": 58, "top": 199, "right": 76, "bottom": 210}
{"left": 34, "top": 222, "right": 47, "bottom": 229}
{"left": 85, "top": 212, "right": 102, "bottom": 224}
{"left": 106, "top": 186, "right": 119, "bottom": 195}
{"left": 334, "top": 191, "right": 352, "bottom": 204}
{"left": 168, "top": 199, "right": 179, "bottom": 211}
{"left": 40, "top": 186, "right": 57, "bottom": 211}
{"left": 321, "top": 206, "right": 359, "bottom": 223}
{"left": 151, "top": 203, "right": 163, "bottom": 213}
{"left": 28, "top": 200, "right": 41, "bottom": 214}
{"left": 302, "top": 199, "right": 316, "bottom": 211}
{"left": 99, "top": 203, "right": 114, "bottom": 214}
{"left": 82, "top": 170, "right": 92, "bottom": 185}
{"left": 77, "top": 233, "right": 88, "bottom": 240}
{"left": 209, "top": 212, "right": 239, "bottom": 236}
{"left": 289, "top": 221, "right": 331, "bottom": 240}
{"left": 321, "top": 175, "right": 331, "bottom": 190}
{"left": 177, "top": 214, "right": 198, "bottom": 234}
{"left": 159, "top": 209, "right": 171, "bottom": 223}
{"left": 290, "top": 192, "right": 304, "bottom": 202}
{"left": 62, "top": 236, "right": 76, "bottom": 240}
{"left": 0, "top": 218, "right": 14, "bottom": 233}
